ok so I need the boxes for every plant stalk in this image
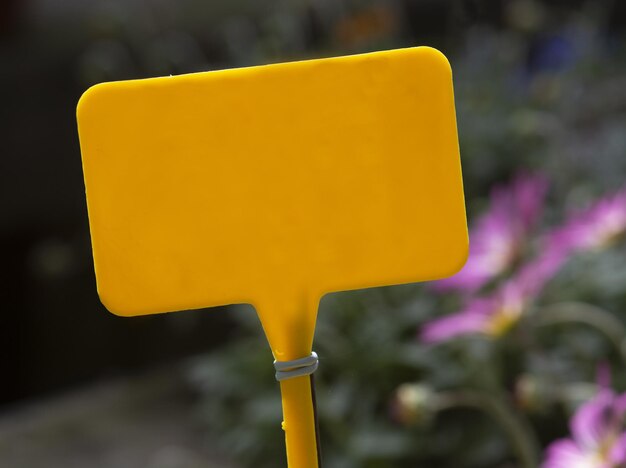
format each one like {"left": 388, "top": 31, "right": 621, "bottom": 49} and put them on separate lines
{"left": 435, "top": 390, "right": 540, "bottom": 468}
{"left": 535, "top": 301, "right": 626, "bottom": 363}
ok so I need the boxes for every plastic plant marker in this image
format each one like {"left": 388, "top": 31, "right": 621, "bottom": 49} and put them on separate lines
{"left": 77, "top": 46, "right": 468, "bottom": 468}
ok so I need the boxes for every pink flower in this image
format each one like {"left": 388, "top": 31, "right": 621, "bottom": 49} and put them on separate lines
{"left": 543, "top": 386, "right": 626, "bottom": 468}
{"left": 434, "top": 172, "right": 549, "bottom": 293}
{"left": 420, "top": 246, "right": 566, "bottom": 343}
{"left": 552, "top": 187, "right": 626, "bottom": 253}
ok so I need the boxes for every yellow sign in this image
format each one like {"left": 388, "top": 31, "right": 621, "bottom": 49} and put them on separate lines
{"left": 77, "top": 46, "right": 467, "bottom": 468}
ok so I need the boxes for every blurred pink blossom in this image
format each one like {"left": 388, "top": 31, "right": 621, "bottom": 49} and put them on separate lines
{"left": 551, "top": 187, "right": 626, "bottom": 253}
{"left": 434, "top": 172, "right": 549, "bottom": 293}
{"left": 543, "top": 382, "right": 626, "bottom": 468}
{"left": 420, "top": 246, "right": 566, "bottom": 343}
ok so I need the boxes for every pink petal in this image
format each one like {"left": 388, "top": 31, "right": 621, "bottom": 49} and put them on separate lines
{"left": 542, "top": 438, "right": 591, "bottom": 468}
{"left": 608, "top": 433, "right": 626, "bottom": 465}
{"left": 419, "top": 311, "right": 489, "bottom": 344}
{"left": 552, "top": 187, "right": 626, "bottom": 252}
{"left": 613, "top": 393, "right": 626, "bottom": 417}
{"left": 571, "top": 390, "right": 615, "bottom": 451}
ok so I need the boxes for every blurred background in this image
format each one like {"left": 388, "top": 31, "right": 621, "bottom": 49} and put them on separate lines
{"left": 2, "top": 0, "right": 626, "bottom": 467}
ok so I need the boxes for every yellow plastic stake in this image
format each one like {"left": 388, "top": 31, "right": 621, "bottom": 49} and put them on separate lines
{"left": 77, "top": 46, "right": 468, "bottom": 468}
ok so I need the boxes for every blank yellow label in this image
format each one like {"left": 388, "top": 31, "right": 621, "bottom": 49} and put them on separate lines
{"left": 77, "top": 46, "right": 467, "bottom": 357}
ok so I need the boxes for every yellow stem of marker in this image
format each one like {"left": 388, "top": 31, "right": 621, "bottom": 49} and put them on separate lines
{"left": 280, "top": 376, "right": 319, "bottom": 468}
{"left": 257, "top": 294, "right": 320, "bottom": 468}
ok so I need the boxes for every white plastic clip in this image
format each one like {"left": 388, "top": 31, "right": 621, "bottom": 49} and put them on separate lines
{"left": 274, "top": 352, "right": 319, "bottom": 381}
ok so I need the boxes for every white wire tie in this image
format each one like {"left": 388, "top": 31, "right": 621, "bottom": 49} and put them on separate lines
{"left": 274, "top": 352, "right": 319, "bottom": 381}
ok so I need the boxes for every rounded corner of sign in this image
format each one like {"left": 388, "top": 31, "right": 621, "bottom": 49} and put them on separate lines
{"left": 76, "top": 82, "right": 110, "bottom": 120}
{"left": 445, "top": 239, "right": 470, "bottom": 278}
{"left": 418, "top": 46, "right": 453, "bottom": 76}
{"left": 97, "top": 289, "right": 135, "bottom": 317}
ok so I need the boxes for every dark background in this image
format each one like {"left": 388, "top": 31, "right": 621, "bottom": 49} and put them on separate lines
{"left": 0, "top": 0, "right": 500, "bottom": 405}
{"left": 1, "top": 0, "right": 625, "bottom": 413}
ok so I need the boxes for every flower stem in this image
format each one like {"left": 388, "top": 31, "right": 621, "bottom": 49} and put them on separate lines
{"left": 435, "top": 390, "right": 540, "bottom": 468}
{"left": 534, "top": 302, "right": 626, "bottom": 363}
